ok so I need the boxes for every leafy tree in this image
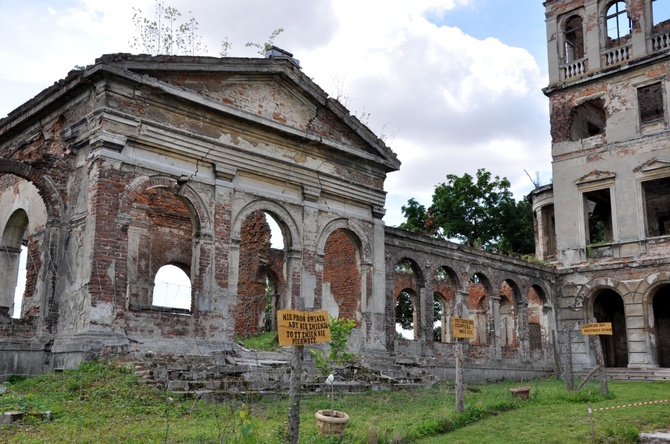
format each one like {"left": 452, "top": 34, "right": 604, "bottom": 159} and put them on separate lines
{"left": 395, "top": 291, "right": 414, "bottom": 331}
{"left": 400, "top": 169, "right": 534, "bottom": 254}
{"left": 130, "top": 0, "right": 207, "bottom": 55}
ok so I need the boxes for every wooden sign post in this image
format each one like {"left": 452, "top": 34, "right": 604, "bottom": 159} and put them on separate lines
{"left": 451, "top": 317, "right": 475, "bottom": 413}
{"left": 581, "top": 321, "right": 611, "bottom": 394}
{"left": 279, "top": 309, "right": 331, "bottom": 444}
{"left": 278, "top": 309, "right": 331, "bottom": 346}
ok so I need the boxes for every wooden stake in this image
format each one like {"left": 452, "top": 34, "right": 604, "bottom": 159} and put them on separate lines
{"left": 564, "top": 326, "right": 574, "bottom": 390}
{"left": 455, "top": 339, "right": 464, "bottom": 413}
{"left": 287, "top": 344, "right": 303, "bottom": 444}
{"left": 588, "top": 401, "right": 596, "bottom": 444}
{"left": 591, "top": 335, "right": 609, "bottom": 394}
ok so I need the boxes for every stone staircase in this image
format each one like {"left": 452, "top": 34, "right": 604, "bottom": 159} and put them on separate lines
{"left": 129, "top": 347, "right": 435, "bottom": 399}
{"left": 575, "top": 367, "right": 670, "bottom": 382}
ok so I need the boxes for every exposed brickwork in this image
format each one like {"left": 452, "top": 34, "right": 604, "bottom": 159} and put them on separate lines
{"left": 323, "top": 229, "right": 361, "bottom": 322}
{"left": 235, "top": 211, "right": 272, "bottom": 337}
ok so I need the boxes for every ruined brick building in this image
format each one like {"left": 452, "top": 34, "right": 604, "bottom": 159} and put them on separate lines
{"left": 1, "top": 0, "right": 668, "bottom": 383}
{"left": 531, "top": 0, "right": 670, "bottom": 371}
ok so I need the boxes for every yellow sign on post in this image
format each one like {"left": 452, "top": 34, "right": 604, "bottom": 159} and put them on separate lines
{"left": 277, "top": 309, "right": 331, "bottom": 346}
{"left": 452, "top": 317, "right": 475, "bottom": 339}
{"left": 581, "top": 322, "right": 613, "bottom": 335}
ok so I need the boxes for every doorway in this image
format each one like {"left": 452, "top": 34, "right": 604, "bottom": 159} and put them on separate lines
{"left": 593, "top": 290, "right": 628, "bottom": 367}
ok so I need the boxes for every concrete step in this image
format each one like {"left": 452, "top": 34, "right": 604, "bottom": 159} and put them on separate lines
{"left": 575, "top": 368, "right": 670, "bottom": 382}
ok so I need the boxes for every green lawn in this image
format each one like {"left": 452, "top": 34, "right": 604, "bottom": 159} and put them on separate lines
{"left": 0, "top": 361, "right": 668, "bottom": 443}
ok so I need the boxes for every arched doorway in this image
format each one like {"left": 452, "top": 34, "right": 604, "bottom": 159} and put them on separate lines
{"left": 593, "top": 290, "right": 628, "bottom": 367}
{"left": 653, "top": 285, "right": 670, "bottom": 367}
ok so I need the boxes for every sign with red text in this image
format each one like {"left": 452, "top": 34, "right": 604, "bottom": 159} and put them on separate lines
{"left": 277, "top": 310, "right": 331, "bottom": 346}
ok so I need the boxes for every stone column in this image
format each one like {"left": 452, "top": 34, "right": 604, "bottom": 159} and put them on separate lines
{"left": 492, "top": 295, "right": 502, "bottom": 361}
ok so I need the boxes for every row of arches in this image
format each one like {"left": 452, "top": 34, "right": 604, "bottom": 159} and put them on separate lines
{"left": 391, "top": 256, "right": 552, "bottom": 359}
{"left": 1, "top": 168, "right": 371, "bottom": 342}
{"left": 579, "top": 280, "right": 670, "bottom": 368}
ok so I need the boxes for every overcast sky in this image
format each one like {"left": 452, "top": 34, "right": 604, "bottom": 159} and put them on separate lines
{"left": 0, "top": 0, "right": 552, "bottom": 227}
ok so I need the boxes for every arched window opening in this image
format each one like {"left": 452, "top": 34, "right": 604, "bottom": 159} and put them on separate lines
{"left": 261, "top": 271, "right": 281, "bottom": 332}
{"left": 236, "top": 211, "right": 288, "bottom": 337}
{"left": 564, "top": 16, "right": 584, "bottom": 63}
{"left": 12, "top": 245, "right": 28, "bottom": 318}
{"left": 396, "top": 290, "right": 417, "bottom": 340}
{"left": 652, "top": 285, "right": 670, "bottom": 367}
{"left": 323, "top": 228, "right": 361, "bottom": 320}
{"left": 500, "top": 296, "right": 515, "bottom": 347}
{"left": 653, "top": 0, "right": 670, "bottom": 29}
{"left": 593, "top": 290, "right": 628, "bottom": 367}
{"left": 528, "top": 285, "right": 549, "bottom": 352}
{"left": 606, "top": 2, "right": 631, "bottom": 43}
{"left": 434, "top": 294, "right": 452, "bottom": 343}
{"left": 1, "top": 209, "right": 29, "bottom": 317}
{"left": 152, "top": 264, "right": 191, "bottom": 311}
{"left": 469, "top": 273, "right": 490, "bottom": 345}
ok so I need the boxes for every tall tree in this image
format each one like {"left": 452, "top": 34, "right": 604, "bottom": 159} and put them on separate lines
{"left": 400, "top": 169, "right": 534, "bottom": 254}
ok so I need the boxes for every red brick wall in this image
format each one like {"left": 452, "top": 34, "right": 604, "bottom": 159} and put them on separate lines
{"left": 235, "top": 211, "right": 272, "bottom": 336}
{"left": 323, "top": 229, "right": 360, "bottom": 321}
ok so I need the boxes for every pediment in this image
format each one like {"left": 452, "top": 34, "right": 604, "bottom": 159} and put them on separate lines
{"left": 637, "top": 157, "right": 670, "bottom": 173}
{"left": 575, "top": 170, "right": 616, "bottom": 185}
{"left": 112, "top": 55, "right": 400, "bottom": 172}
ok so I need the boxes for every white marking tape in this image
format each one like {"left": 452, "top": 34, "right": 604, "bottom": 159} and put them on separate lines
{"left": 593, "top": 399, "right": 670, "bottom": 412}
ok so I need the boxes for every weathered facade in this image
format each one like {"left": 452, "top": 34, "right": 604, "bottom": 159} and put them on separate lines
{"left": 0, "top": 51, "right": 559, "bottom": 381}
{"left": 533, "top": 0, "right": 670, "bottom": 370}
{"left": 0, "top": 53, "right": 399, "bottom": 375}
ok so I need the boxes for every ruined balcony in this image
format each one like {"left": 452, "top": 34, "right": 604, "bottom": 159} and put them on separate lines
{"left": 601, "top": 43, "right": 631, "bottom": 67}
{"left": 560, "top": 57, "right": 588, "bottom": 81}
{"left": 650, "top": 30, "right": 670, "bottom": 52}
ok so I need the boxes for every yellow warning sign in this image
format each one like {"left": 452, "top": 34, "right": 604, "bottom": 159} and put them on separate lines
{"left": 452, "top": 317, "right": 475, "bottom": 339}
{"left": 580, "top": 322, "right": 613, "bottom": 335}
{"left": 277, "top": 309, "right": 331, "bottom": 346}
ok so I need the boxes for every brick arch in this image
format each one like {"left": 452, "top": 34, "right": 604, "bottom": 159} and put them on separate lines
{"left": 393, "top": 256, "right": 425, "bottom": 287}
{"left": 577, "top": 277, "right": 632, "bottom": 313}
{"left": 529, "top": 283, "right": 551, "bottom": 305}
{"left": 469, "top": 270, "right": 493, "bottom": 295}
{"left": 119, "top": 176, "right": 209, "bottom": 234}
{"left": 636, "top": 272, "right": 670, "bottom": 307}
{"left": 316, "top": 218, "right": 369, "bottom": 262}
{"left": 434, "top": 265, "right": 460, "bottom": 291}
{"left": 499, "top": 278, "right": 522, "bottom": 306}
{"left": 231, "top": 200, "right": 301, "bottom": 251}
{"left": 0, "top": 159, "right": 64, "bottom": 223}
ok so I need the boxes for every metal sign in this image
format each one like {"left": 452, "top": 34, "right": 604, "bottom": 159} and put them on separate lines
{"left": 452, "top": 317, "right": 475, "bottom": 339}
{"left": 581, "top": 322, "right": 613, "bottom": 335}
{"left": 277, "top": 309, "right": 331, "bottom": 346}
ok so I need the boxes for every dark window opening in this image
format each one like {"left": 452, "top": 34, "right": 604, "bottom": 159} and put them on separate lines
{"left": 541, "top": 204, "right": 557, "bottom": 259}
{"left": 638, "top": 83, "right": 664, "bottom": 124}
{"left": 606, "top": 2, "right": 631, "bottom": 43}
{"left": 593, "top": 290, "right": 628, "bottom": 368}
{"left": 564, "top": 16, "right": 585, "bottom": 62}
{"left": 584, "top": 188, "right": 613, "bottom": 245}
{"left": 653, "top": 285, "right": 670, "bottom": 367}
{"left": 643, "top": 176, "right": 670, "bottom": 237}
{"left": 529, "top": 323, "right": 542, "bottom": 350}
{"left": 570, "top": 99, "right": 606, "bottom": 141}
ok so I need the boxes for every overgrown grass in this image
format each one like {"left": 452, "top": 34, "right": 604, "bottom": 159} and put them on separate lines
{"left": 0, "top": 361, "right": 669, "bottom": 443}
{"left": 236, "top": 331, "right": 280, "bottom": 351}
